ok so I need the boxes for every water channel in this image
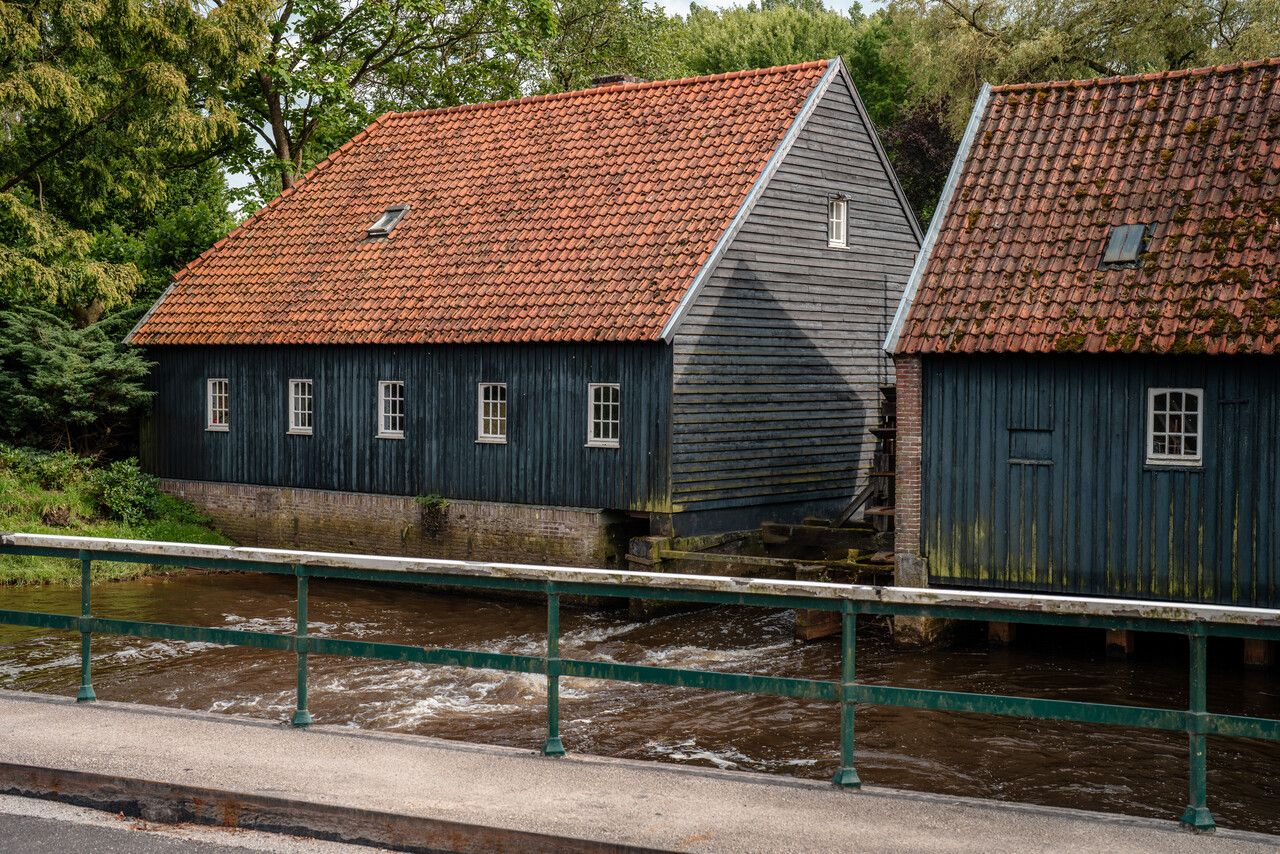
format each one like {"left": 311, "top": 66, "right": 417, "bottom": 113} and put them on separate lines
{"left": 1, "top": 572, "right": 1277, "bottom": 833}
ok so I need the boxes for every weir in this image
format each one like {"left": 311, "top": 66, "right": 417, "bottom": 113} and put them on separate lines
{"left": 1, "top": 532, "right": 1279, "bottom": 836}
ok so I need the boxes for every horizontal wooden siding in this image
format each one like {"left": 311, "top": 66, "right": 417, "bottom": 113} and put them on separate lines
{"left": 670, "top": 75, "right": 918, "bottom": 520}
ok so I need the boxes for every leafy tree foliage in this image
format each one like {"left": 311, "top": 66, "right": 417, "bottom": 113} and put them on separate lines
{"left": 889, "top": 0, "right": 1280, "bottom": 133}
{"left": 673, "top": 0, "right": 861, "bottom": 77}
{"left": 0, "top": 306, "right": 154, "bottom": 453}
{"left": 224, "top": 0, "right": 557, "bottom": 202}
{"left": 534, "top": 0, "right": 679, "bottom": 91}
{"left": 0, "top": 0, "right": 266, "bottom": 320}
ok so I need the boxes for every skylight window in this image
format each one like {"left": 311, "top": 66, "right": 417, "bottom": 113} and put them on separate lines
{"left": 367, "top": 204, "right": 409, "bottom": 238}
{"left": 1100, "top": 223, "right": 1151, "bottom": 268}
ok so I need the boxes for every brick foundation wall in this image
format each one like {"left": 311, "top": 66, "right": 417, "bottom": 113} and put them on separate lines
{"left": 893, "top": 355, "right": 925, "bottom": 584}
{"left": 160, "top": 480, "right": 628, "bottom": 568}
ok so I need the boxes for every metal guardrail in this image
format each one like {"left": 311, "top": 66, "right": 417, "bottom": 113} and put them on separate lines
{"left": 2, "top": 533, "right": 1278, "bottom": 832}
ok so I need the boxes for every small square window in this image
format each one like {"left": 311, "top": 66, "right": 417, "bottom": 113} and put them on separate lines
{"left": 1147, "top": 388, "right": 1202, "bottom": 465}
{"left": 587, "top": 383, "right": 620, "bottom": 448}
{"left": 367, "top": 204, "right": 409, "bottom": 238}
{"left": 378, "top": 381, "right": 404, "bottom": 438}
{"left": 827, "top": 197, "right": 847, "bottom": 248}
{"left": 207, "top": 378, "right": 229, "bottom": 432}
{"left": 477, "top": 383, "right": 507, "bottom": 443}
{"left": 1101, "top": 223, "right": 1151, "bottom": 268}
{"left": 289, "top": 379, "right": 314, "bottom": 435}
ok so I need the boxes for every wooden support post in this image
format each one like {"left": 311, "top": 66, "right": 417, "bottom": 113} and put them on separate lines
{"left": 1243, "top": 639, "right": 1273, "bottom": 668}
{"left": 987, "top": 621, "right": 1016, "bottom": 647}
{"left": 1106, "top": 629, "right": 1136, "bottom": 659}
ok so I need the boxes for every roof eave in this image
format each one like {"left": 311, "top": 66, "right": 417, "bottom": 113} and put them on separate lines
{"left": 883, "top": 82, "right": 992, "bottom": 355}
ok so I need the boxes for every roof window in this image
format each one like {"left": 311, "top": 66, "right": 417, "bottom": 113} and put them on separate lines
{"left": 1100, "top": 223, "right": 1151, "bottom": 268}
{"left": 367, "top": 204, "right": 409, "bottom": 238}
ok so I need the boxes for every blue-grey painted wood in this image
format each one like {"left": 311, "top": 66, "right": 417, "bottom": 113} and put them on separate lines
{"left": 669, "top": 74, "right": 919, "bottom": 521}
{"left": 141, "top": 344, "right": 671, "bottom": 513}
{"left": 922, "top": 354, "right": 1280, "bottom": 608}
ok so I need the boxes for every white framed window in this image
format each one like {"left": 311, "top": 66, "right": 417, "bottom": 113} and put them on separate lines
{"left": 827, "top": 197, "right": 847, "bottom": 248}
{"left": 1147, "top": 388, "right": 1202, "bottom": 465}
{"left": 378, "top": 381, "right": 405, "bottom": 438}
{"left": 288, "top": 379, "right": 314, "bottom": 435}
{"left": 477, "top": 383, "right": 507, "bottom": 443}
{"left": 206, "top": 378, "right": 229, "bottom": 432}
{"left": 587, "top": 383, "right": 620, "bottom": 448}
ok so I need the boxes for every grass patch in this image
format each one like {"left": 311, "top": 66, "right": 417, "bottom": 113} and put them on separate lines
{"left": 0, "top": 445, "right": 230, "bottom": 585}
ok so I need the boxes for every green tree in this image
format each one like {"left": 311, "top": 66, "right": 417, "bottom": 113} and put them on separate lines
{"left": 0, "top": 306, "right": 154, "bottom": 453}
{"left": 534, "top": 0, "right": 680, "bottom": 92}
{"left": 890, "top": 0, "right": 1280, "bottom": 133}
{"left": 672, "top": 0, "right": 862, "bottom": 77}
{"left": 0, "top": 0, "right": 268, "bottom": 320}
{"left": 224, "top": 0, "right": 557, "bottom": 203}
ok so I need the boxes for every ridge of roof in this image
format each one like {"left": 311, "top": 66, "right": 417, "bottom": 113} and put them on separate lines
{"left": 991, "top": 54, "right": 1280, "bottom": 94}
{"left": 383, "top": 60, "right": 834, "bottom": 123}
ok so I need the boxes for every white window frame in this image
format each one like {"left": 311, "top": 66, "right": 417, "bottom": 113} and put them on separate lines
{"left": 586, "top": 383, "right": 621, "bottom": 449}
{"left": 1146, "top": 387, "right": 1203, "bottom": 466}
{"left": 206, "top": 378, "right": 229, "bottom": 432}
{"left": 827, "top": 197, "right": 847, "bottom": 248}
{"left": 288, "top": 378, "right": 314, "bottom": 436}
{"left": 477, "top": 383, "right": 507, "bottom": 444}
{"left": 377, "top": 380, "right": 405, "bottom": 439}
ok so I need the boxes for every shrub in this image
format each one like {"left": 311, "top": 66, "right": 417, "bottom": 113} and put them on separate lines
{"left": 0, "top": 305, "right": 154, "bottom": 454}
{"left": 0, "top": 444, "right": 90, "bottom": 490}
{"left": 86, "top": 458, "right": 161, "bottom": 526}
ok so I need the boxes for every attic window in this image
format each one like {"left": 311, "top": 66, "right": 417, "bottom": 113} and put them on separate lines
{"left": 367, "top": 204, "right": 408, "bottom": 238}
{"left": 1100, "top": 223, "right": 1151, "bottom": 268}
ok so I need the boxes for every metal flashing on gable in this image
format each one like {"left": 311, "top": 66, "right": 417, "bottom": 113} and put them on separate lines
{"left": 883, "top": 83, "right": 992, "bottom": 354}
{"left": 124, "top": 281, "right": 177, "bottom": 345}
{"left": 659, "top": 58, "right": 842, "bottom": 342}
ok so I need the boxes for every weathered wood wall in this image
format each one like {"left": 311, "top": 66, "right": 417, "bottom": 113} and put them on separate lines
{"left": 670, "top": 74, "right": 919, "bottom": 532}
{"left": 921, "top": 354, "right": 1280, "bottom": 608}
{"left": 142, "top": 343, "right": 671, "bottom": 513}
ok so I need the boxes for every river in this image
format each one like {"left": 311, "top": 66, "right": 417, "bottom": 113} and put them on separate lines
{"left": 1, "top": 572, "right": 1277, "bottom": 834}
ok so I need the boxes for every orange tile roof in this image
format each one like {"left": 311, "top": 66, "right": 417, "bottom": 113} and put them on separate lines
{"left": 131, "top": 61, "right": 834, "bottom": 346}
{"left": 896, "top": 57, "right": 1280, "bottom": 355}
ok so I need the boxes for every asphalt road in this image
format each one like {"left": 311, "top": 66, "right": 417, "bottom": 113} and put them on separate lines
{"left": 0, "top": 795, "right": 385, "bottom": 854}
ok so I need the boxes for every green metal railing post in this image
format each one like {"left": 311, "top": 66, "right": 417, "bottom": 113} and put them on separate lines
{"left": 291, "top": 567, "right": 314, "bottom": 728}
{"left": 75, "top": 552, "right": 95, "bottom": 703}
{"left": 543, "top": 587, "right": 566, "bottom": 756}
{"left": 1180, "top": 627, "right": 1215, "bottom": 832}
{"left": 832, "top": 601, "right": 860, "bottom": 788}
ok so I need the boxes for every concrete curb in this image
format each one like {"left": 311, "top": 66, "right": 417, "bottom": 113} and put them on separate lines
{"left": 0, "top": 762, "right": 668, "bottom": 854}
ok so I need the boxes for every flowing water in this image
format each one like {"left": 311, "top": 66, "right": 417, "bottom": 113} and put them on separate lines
{"left": 1, "top": 572, "right": 1278, "bottom": 833}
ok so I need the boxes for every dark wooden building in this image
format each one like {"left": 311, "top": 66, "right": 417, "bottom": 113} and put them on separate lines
{"left": 888, "top": 58, "right": 1280, "bottom": 607}
{"left": 129, "top": 60, "right": 920, "bottom": 548}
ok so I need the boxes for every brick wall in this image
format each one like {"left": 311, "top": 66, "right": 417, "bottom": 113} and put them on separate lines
{"left": 160, "top": 480, "right": 628, "bottom": 567}
{"left": 893, "top": 355, "right": 925, "bottom": 583}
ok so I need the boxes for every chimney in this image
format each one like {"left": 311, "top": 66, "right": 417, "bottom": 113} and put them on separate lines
{"left": 590, "top": 74, "right": 645, "bottom": 88}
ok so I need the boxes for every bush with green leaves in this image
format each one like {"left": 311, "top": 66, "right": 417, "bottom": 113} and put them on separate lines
{"left": 0, "top": 445, "right": 90, "bottom": 490}
{"left": 85, "top": 458, "right": 161, "bottom": 527}
{"left": 0, "top": 305, "right": 154, "bottom": 454}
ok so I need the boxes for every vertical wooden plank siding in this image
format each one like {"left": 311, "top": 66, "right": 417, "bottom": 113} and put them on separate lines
{"left": 670, "top": 78, "right": 918, "bottom": 529}
{"left": 141, "top": 343, "right": 672, "bottom": 513}
{"left": 922, "top": 354, "right": 1280, "bottom": 608}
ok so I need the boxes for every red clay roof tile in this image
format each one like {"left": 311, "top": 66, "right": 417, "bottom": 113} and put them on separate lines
{"left": 897, "top": 57, "right": 1280, "bottom": 355}
{"left": 130, "top": 61, "right": 832, "bottom": 346}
